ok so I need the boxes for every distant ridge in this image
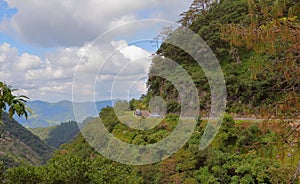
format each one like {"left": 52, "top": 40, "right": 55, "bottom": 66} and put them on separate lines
{"left": 14, "top": 100, "right": 114, "bottom": 128}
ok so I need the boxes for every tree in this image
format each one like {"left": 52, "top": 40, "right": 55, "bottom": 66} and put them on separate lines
{"left": 178, "top": 0, "right": 220, "bottom": 26}
{"left": 0, "top": 82, "right": 29, "bottom": 136}
{"left": 221, "top": 0, "right": 300, "bottom": 118}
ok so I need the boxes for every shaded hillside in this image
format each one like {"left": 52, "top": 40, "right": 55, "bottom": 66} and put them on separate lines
{"left": 14, "top": 100, "right": 113, "bottom": 128}
{"left": 29, "top": 121, "right": 80, "bottom": 148}
{"left": 0, "top": 112, "right": 53, "bottom": 166}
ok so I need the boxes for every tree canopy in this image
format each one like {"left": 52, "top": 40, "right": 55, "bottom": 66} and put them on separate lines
{"left": 0, "top": 82, "right": 29, "bottom": 124}
{"left": 221, "top": 0, "right": 300, "bottom": 118}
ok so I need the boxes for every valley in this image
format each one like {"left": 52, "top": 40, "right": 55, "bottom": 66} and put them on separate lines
{"left": 0, "top": 0, "right": 300, "bottom": 183}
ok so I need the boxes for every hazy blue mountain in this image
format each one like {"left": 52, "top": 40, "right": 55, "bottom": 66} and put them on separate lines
{"left": 14, "top": 100, "right": 114, "bottom": 128}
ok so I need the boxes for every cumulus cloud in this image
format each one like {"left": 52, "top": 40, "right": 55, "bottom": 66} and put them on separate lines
{"left": 108, "top": 14, "right": 137, "bottom": 30}
{"left": 0, "top": 40, "right": 152, "bottom": 102}
{"left": 73, "top": 40, "right": 152, "bottom": 102}
{"left": 0, "top": 0, "right": 194, "bottom": 102}
{"left": 3, "top": 0, "right": 192, "bottom": 47}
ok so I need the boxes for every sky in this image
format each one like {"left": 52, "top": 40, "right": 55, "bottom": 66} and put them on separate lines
{"left": 0, "top": 0, "right": 193, "bottom": 102}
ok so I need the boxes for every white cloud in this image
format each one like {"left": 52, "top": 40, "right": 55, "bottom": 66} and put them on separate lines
{"left": 108, "top": 14, "right": 137, "bottom": 30}
{"left": 14, "top": 53, "right": 42, "bottom": 71}
{"left": 3, "top": 0, "right": 192, "bottom": 47}
{"left": 73, "top": 40, "right": 152, "bottom": 102}
{"left": 0, "top": 0, "right": 194, "bottom": 102}
{"left": 0, "top": 40, "right": 151, "bottom": 102}
{"left": 120, "top": 44, "right": 150, "bottom": 62}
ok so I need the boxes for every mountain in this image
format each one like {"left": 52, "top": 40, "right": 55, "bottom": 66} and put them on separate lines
{"left": 29, "top": 121, "right": 80, "bottom": 149}
{"left": 14, "top": 100, "right": 114, "bottom": 128}
{"left": 1, "top": 0, "right": 300, "bottom": 183}
{"left": 2, "top": 108, "right": 298, "bottom": 183}
{"left": 146, "top": 0, "right": 300, "bottom": 119}
{"left": 0, "top": 112, "right": 53, "bottom": 167}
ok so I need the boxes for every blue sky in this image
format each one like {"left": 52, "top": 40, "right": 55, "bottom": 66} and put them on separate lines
{"left": 0, "top": 0, "right": 192, "bottom": 102}
{"left": 0, "top": 0, "right": 55, "bottom": 56}
{"left": 0, "top": 0, "right": 16, "bottom": 20}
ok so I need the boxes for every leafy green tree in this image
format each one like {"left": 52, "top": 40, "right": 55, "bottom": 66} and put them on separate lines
{"left": 0, "top": 82, "right": 30, "bottom": 138}
{"left": 5, "top": 165, "right": 44, "bottom": 184}
{"left": 99, "top": 106, "right": 120, "bottom": 132}
{"left": 195, "top": 150, "right": 295, "bottom": 183}
{"left": 0, "top": 82, "right": 29, "bottom": 124}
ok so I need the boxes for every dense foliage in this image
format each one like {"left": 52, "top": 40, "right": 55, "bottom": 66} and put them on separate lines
{"left": 221, "top": 0, "right": 300, "bottom": 118}
{"left": 0, "top": 82, "right": 29, "bottom": 123}
{"left": 1, "top": 108, "right": 299, "bottom": 183}
{"left": 30, "top": 121, "right": 80, "bottom": 148}
{"left": 0, "top": 112, "right": 53, "bottom": 166}
{"left": 147, "top": 0, "right": 300, "bottom": 117}
{"left": 1, "top": 0, "right": 299, "bottom": 183}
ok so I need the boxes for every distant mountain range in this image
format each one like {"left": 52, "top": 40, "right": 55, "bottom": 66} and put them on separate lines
{"left": 14, "top": 100, "right": 114, "bottom": 128}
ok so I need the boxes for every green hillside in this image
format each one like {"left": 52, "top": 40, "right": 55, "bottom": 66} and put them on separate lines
{"left": 29, "top": 121, "right": 80, "bottom": 148}
{"left": 0, "top": 112, "right": 53, "bottom": 167}
{"left": 28, "top": 126, "right": 56, "bottom": 142}
{"left": 1, "top": 107, "right": 299, "bottom": 183}
{"left": 0, "top": 0, "right": 299, "bottom": 183}
{"left": 147, "top": 0, "right": 300, "bottom": 117}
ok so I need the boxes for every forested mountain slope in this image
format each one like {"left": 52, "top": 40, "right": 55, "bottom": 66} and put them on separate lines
{"left": 2, "top": 107, "right": 299, "bottom": 183}
{"left": 29, "top": 121, "right": 80, "bottom": 148}
{"left": 1, "top": 0, "right": 299, "bottom": 183}
{"left": 146, "top": 0, "right": 300, "bottom": 117}
{"left": 0, "top": 112, "right": 53, "bottom": 166}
